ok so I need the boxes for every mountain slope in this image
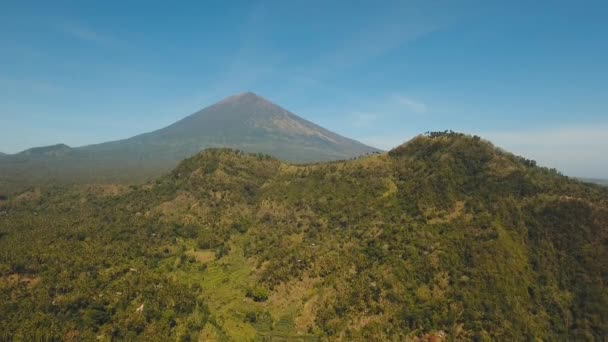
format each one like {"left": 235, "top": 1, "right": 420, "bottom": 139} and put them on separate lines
{"left": 1, "top": 132, "right": 606, "bottom": 340}
{"left": 16, "top": 143, "right": 72, "bottom": 157}
{"left": 0, "top": 93, "right": 379, "bottom": 194}
{"left": 84, "top": 92, "right": 378, "bottom": 162}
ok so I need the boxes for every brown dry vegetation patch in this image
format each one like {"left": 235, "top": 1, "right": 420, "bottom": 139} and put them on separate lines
{"left": 350, "top": 154, "right": 390, "bottom": 170}
{"left": 14, "top": 188, "right": 41, "bottom": 202}
{"left": 488, "top": 154, "right": 522, "bottom": 178}
{"left": 148, "top": 192, "right": 211, "bottom": 225}
{"left": 256, "top": 199, "right": 294, "bottom": 222}
{"left": 264, "top": 275, "right": 323, "bottom": 333}
{"left": 348, "top": 313, "right": 385, "bottom": 333}
{"left": 81, "top": 184, "right": 131, "bottom": 197}
{"left": 426, "top": 201, "right": 469, "bottom": 224}
{"left": 141, "top": 183, "right": 155, "bottom": 191}
{"left": 187, "top": 250, "right": 216, "bottom": 264}
{"left": 406, "top": 330, "right": 448, "bottom": 342}
{"left": 278, "top": 164, "right": 302, "bottom": 176}
{"left": 270, "top": 116, "right": 337, "bottom": 143}
{"left": 1, "top": 274, "right": 41, "bottom": 289}
{"left": 294, "top": 293, "right": 321, "bottom": 332}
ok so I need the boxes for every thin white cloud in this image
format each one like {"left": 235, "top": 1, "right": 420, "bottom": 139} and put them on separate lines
{"left": 393, "top": 95, "right": 428, "bottom": 114}
{"left": 316, "top": 2, "right": 453, "bottom": 73}
{"left": 59, "top": 23, "right": 114, "bottom": 46}
{"left": 322, "top": 21, "right": 439, "bottom": 72}
{"left": 345, "top": 94, "right": 428, "bottom": 129}
{"left": 287, "top": 2, "right": 463, "bottom": 87}
{"left": 204, "top": 3, "right": 284, "bottom": 97}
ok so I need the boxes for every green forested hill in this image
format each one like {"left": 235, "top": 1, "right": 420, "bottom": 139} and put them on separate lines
{"left": 1, "top": 132, "right": 606, "bottom": 341}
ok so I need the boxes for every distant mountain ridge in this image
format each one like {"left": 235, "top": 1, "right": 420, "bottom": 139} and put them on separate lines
{"left": 84, "top": 92, "right": 379, "bottom": 161}
{"left": 579, "top": 177, "right": 608, "bottom": 187}
{"left": 0, "top": 93, "right": 380, "bottom": 193}
{"left": 16, "top": 143, "right": 72, "bottom": 157}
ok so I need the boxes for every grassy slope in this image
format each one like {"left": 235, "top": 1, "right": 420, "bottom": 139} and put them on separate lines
{"left": 0, "top": 133, "right": 607, "bottom": 340}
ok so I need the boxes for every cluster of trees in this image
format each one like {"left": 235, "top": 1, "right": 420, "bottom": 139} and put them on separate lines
{"left": 1, "top": 138, "right": 607, "bottom": 340}
{"left": 423, "top": 130, "right": 466, "bottom": 138}
{"left": 0, "top": 187, "right": 212, "bottom": 340}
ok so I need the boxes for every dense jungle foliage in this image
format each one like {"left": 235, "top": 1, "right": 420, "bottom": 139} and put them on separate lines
{"left": 1, "top": 132, "right": 607, "bottom": 341}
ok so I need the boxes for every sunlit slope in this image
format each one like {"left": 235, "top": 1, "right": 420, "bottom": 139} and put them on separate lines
{"left": 1, "top": 132, "right": 606, "bottom": 340}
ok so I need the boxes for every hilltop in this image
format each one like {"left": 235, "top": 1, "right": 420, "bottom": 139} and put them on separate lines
{"left": 0, "top": 132, "right": 606, "bottom": 340}
{"left": 0, "top": 93, "right": 379, "bottom": 194}
{"left": 15, "top": 143, "right": 72, "bottom": 157}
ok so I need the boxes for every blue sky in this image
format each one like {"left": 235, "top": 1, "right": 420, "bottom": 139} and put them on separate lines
{"left": 1, "top": 1, "right": 607, "bottom": 178}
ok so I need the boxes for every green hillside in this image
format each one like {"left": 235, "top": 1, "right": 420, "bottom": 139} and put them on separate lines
{"left": 1, "top": 132, "right": 606, "bottom": 340}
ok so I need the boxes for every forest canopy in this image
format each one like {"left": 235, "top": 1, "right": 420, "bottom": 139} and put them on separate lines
{"left": 1, "top": 134, "right": 607, "bottom": 341}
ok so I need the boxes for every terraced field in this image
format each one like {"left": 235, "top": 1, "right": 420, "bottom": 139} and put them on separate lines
{"left": 167, "top": 236, "right": 318, "bottom": 341}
